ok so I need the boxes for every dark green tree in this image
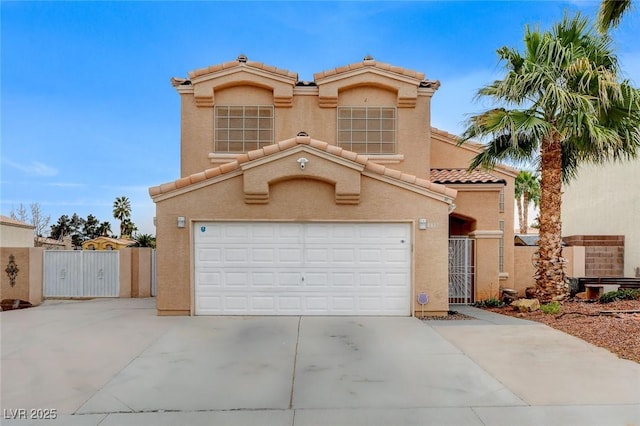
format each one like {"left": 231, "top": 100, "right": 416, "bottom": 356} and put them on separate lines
{"left": 82, "top": 214, "right": 101, "bottom": 240}
{"left": 50, "top": 215, "right": 71, "bottom": 240}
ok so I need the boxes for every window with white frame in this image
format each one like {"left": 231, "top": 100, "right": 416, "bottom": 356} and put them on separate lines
{"left": 214, "top": 106, "right": 273, "bottom": 153}
{"left": 337, "top": 107, "right": 396, "bottom": 154}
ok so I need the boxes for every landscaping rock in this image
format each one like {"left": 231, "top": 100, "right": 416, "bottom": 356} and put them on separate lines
{"left": 0, "top": 299, "right": 33, "bottom": 311}
{"left": 575, "top": 291, "right": 587, "bottom": 300}
{"left": 525, "top": 287, "right": 536, "bottom": 299}
{"left": 511, "top": 298, "right": 540, "bottom": 313}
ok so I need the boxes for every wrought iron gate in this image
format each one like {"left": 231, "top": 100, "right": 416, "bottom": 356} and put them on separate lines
{"left": 448, "top": 238, "right": 475, "bottom": 304}
{"left": 44, "top": 251, "right": 119, "bottom": 297}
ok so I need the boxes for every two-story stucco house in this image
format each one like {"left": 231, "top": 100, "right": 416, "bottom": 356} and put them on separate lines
{"left": 149, "top": 56, "right": 516, "bottom": 316}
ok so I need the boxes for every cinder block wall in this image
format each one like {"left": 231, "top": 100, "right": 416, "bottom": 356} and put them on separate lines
{"left": 563, "top": 235, "right": 624, "bottom": 277}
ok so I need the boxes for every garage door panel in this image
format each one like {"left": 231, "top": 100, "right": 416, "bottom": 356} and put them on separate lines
{"left": 198, "top": 296, "right": 222, "bottom": 311}
{"left": 278, "top": 272, "right": 304, "bottom": 287}
{"left": 332, "top": 272, "right": 355, "bottom": 287}
{"left": 198, "top": 272, "right": 222, "bottom": 287}
{"left": 251, "top": 248, "right": 276, "bottom": 262}
{"left": 305, "top": 297, "right": 329, "bottom": 311}
{"left": 278, "top": 297, "right": 302, "bottom": 312}
{"left": 252, "top": 272, "right": 276, "bottom": 287}
{"left": 195, "top": 222, "right": 411, "bottom": 315}
{"left": 305, "top": 273, "right": 329, "bottom": 286}
{"left": 225, "top": 296, "right": 249, "bottom": 311}
{"left": 197, "top": 247, "right": 222, "bottom": 263}
{"left": 251, "top": 296, "right": 276, "bottom": 311}
{"left": 225, "top": 248, "right": 249, "bottom": 263}
{"left": 332, "top": 248, "right": 356, "bottom": 262}
{"left": 279, "top": 248, "right": 304, "bottom": 264}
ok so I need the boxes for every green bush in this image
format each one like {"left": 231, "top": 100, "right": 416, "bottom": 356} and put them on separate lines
{"left": 472, "top": 298, "right": 505, "bottom": 308}
{"left": 598, "top": 289, "right": 640, "bottom": 304}
{"left": 540, "top": 301, "right": 561, "bottom": 314}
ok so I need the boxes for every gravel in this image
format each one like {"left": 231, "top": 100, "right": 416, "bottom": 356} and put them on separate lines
{"left": 486, "top": 299, "right": 640, "bottom": 364}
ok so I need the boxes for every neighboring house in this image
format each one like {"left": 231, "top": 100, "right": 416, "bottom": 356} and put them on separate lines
{"left": 36, "top": 236, "right": 73, "bottom": 250}
{"left": 0, "top": 215, "right": 34, "bottom": 247}
{"left": 82, "top": 236, "right": 136, "bottom": 251}
{"left": 562, "top": 162, "right": 640, "bottom": 277}
{"left": 150, "top": 56, "right": 515, "bottom": 317}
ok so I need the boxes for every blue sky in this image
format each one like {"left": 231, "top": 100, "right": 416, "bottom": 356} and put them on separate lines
{"left": 1, "top": 1, "right": 638, "bottom": 236}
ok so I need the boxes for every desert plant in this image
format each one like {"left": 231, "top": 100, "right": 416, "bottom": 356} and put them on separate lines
{"left": 540, "top": 301, "right": 561, "bottom": 314}
{"left": 598, "top": 289, "right": 640, "bottom": 304}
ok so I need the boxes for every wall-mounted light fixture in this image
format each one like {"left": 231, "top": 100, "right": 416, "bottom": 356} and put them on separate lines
{"left": 297, "top": 157, "right": 309, "bottom": 170}
{"left": 177, "top": 216, "right": 186, "bottom": 228}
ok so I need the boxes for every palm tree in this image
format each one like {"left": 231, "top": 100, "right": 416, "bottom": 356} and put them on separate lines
{"left": 113, "top": 196, "right": 132, "bottom": 238}
{"left": 133, "top": 233, "right": 156, "bottom": 248}
{"left": 121, "top": 218, "right": 138, "bottom": 237}
{"left": 514, "top": 171, "right": 540, "bottom": 234}
{"left": 98, "top": 221, "right": 112, "bottom": 237}
{"left": 459, "top": 14, "right": 640, "bottom": 302}
{"left": 597, "top": 0, "right": 632, "bottom": 33}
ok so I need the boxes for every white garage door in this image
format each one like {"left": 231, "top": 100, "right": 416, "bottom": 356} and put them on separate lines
{"left": 194, "top": 222, "right": 411, "bottom": 315}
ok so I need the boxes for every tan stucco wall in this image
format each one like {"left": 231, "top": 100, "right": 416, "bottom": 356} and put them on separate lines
{"left": 513, "top": 246, "right": 580, "bottom": 296}
{"left": 118, "top": 249, "right": 132, "bottom": 298}
{"left": 430, "top": 131, "right": 517, "bottom": 298}
{"left": 130, "top": 248, "right": 152, "bottom": 298}
{"left": 562, "top": 162, "right": 640, "bottom": 277}
{"left": 179, "top": 69, "right": 435, "bottom": 180}
{"left": 169, "top": 59, "right": 518, "bottom": 310}
{"left": 0, "top": 248, "right": 43, "bottom": 305}
{"left": 154, "top": 173, "right": 450, "bottom": 316}
{"left": 0, "top": 223, "right": 34, "bottom": 247}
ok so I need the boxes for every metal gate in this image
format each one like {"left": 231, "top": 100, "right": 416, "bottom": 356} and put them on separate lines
{"left": 448, "top": 238, "right": 475, "bottom": 304}
{"left": 44, "top": 251, "right": 119, "bottom": 297}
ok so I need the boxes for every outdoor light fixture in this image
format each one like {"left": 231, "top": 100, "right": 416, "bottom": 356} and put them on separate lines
{"left": 297, "top": 157, "right": 309, "bottom": 170}
{"left": 177, "top": 216, "right": 186, "bottom": 228}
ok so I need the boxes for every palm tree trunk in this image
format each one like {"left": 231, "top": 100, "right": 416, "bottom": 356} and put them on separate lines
{"left": 517, "top": 196, "right": 525, "bottom": 233}
{"left": 523, "top": 192, "right": 530, "bottom": 233}
{"left": 535, "top": 134, "right": 568, "bottom": 302}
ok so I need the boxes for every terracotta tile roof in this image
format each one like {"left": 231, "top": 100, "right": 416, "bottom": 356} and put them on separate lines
{"left": 430, "top": 127, "right": 519, "bottom": 177}
{"left": 430, "top": 169, "right": 506, "bottom": 184}
{"left": 314, "top": 57, "right": 427, "bottom": 82}
{"left": 181, "top": 56, "right": 440, "bottom": 89}
{"left": 188, "top": 56, "right": 298, "bottom": 80}
{"left": 149, "top": 136, "right": 457, "bottom": 200}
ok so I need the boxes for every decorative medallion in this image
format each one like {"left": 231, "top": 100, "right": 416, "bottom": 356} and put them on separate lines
{"left": 5, "top": 254, "right": 19, "bottom": 287}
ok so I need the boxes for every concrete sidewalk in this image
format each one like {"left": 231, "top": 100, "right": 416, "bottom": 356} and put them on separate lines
{"left": 1, "top": 298, "right": 638, "bottom": 425}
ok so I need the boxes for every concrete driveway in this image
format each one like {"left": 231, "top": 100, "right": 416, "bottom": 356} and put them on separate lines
{"left": 1, "top": 298, "right": 639, "bottom": 425}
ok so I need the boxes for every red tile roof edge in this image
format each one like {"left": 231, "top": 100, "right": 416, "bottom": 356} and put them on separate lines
{"left": 149, "top": 137, "right": 456, "bottom": 200}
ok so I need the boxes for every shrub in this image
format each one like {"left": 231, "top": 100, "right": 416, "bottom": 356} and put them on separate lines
{"left": 540, "top": 301, "right": 561, "bottom": 314}
{"left": 598, "top": 289, "right": 640, "bottom": 304}
{"left": 472, "top": 298, "right": 505, "bottom": 308}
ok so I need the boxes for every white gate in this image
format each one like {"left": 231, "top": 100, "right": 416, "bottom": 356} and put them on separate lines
{"left": 44, "top": 251, "right": 119, "bottom": 297}
{"left": 448, "top": 238, "right": 475, "bottom": 304}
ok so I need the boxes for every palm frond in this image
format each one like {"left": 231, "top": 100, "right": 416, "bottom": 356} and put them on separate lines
{"left": 597, "top": 0, "right": 632, "bottom": 33}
